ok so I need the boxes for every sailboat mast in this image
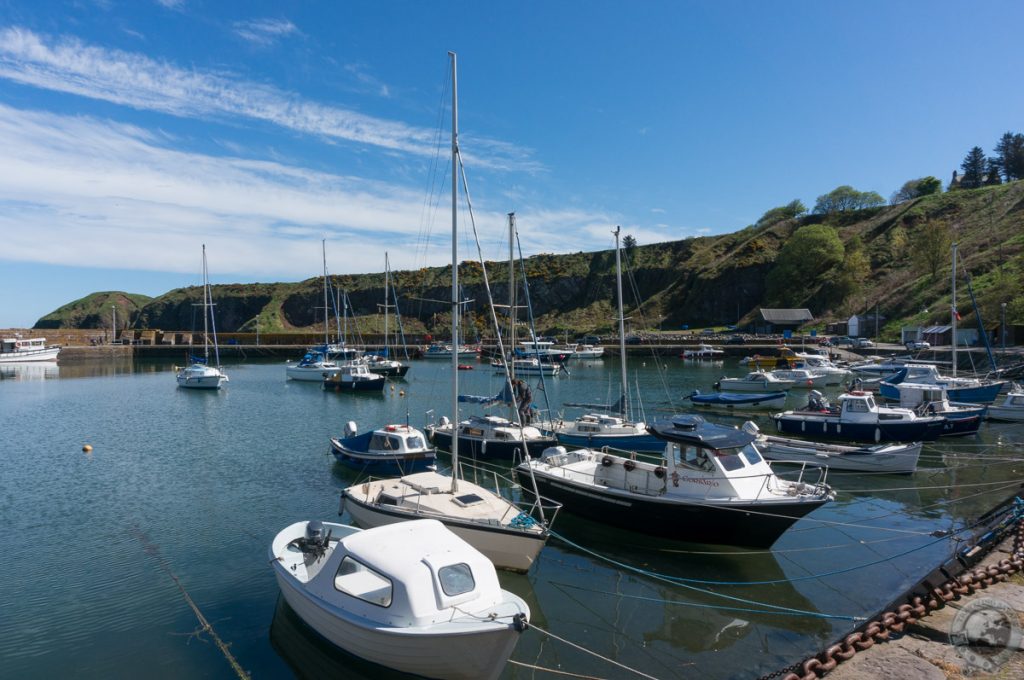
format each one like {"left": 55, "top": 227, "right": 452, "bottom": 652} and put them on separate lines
{"left": 202, "top": 244, "right": 210, "bottom": 361}
{"left": 951, "top": 241, "right": 958, "bottom": 378}
{"left": 614, "top": 226, "right": 628, "bottom": 420}
{"left": 384, "top": 252, "right": 390, "bottom": 354}
{"left": 508, "top": 212, "right": 516, "bottom": 379}
{"left": 322, "top": 240, "right": 329, "bottom": 347}
{"left": 450, "top": 51, "right": 460, "bottom": 493}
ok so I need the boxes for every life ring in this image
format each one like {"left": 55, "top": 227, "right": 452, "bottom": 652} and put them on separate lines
{"left": 654, "top": 466, "right": 666, "bottom": 479}
{"left": 623, "top": 460, "right": 636, "bottom": 472}
{"left": 601, "top": 456, "right": 613, "bottom": 467}
{"left": 671, "top": 471, "right": 680, "bottom": 487}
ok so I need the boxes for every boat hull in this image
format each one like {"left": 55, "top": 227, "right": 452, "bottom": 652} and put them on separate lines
{"left": 757, "top": 437, "right": 922, "bottom": 474}
{"left": 367, "top": 364, "right": 409, "bottom": 377}
{"left": 519, "top": 468, "right": 825, "bottom": 548}
{"left": 429, "top": 428, "right": 555, "bottom": 460}
{"left": 323, "top": 377, "right": 386, "bottom": 392}
{"left": 553, "top": 431, "right": 665, "bottom": 452}
{"left": 773, "top": 414, "right": 946, "bottom": 442}
{"left": 0, "top": 347, "right": 60, "bottom": 362}
{"left": 879, "top": 379, "right": 1006, "bottom": 404}
{"left": 330, "top": 439, "right": 434, "bottom": 474}
{"left": 286, "top": 366, "right": 340, "bottom": 381}
{"left": 688, "top": 392, "right": 787, "bottom": 410}
{"left": 341, "top": 493, "right": 545, "bottom": 573}
{"left": 273, "top": 567, "right": 521, "bottom": 680}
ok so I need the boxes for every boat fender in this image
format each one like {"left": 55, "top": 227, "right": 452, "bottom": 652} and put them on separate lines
{"left": 344, "top": 421, "right": 358, "bottom": 438}
{"left": 671, "top": 471, "right": 680, "bottom": 487}
{"left": 601, "top": 456, "right": 613, "bottom": 467}
{"left": 623, "top": 459, "right": 636, "bottom": 472}
{"left": 654, "top": 466, "right": 666, "bottom": 478}
{"left": 513, "top": 612, "right": 529, "bottom": 633}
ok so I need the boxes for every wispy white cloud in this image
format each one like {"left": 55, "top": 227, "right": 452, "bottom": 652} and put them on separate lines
{"left": 233, "top": 18, "right": 300, "bottom": 46}
{"left": 650, "top": 207, "right": 665, "bottom": 214}
{"left": 345, "top": 63, "right": 390, "bottom": 98}
{"left": 0, "top": 27, "right": 539, "bottom": 172}
{"left": 154, "top": 0, "right": 185, "bottom": 9}
{"left": 0, "top": 105, "right": 601, "bottom": 280}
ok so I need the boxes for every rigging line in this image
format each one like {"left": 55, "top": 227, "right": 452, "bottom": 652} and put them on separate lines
{"left": 414, "top": 59, "right": 451, "bottom": 269}
{"left": 619, "top": 250, "right": 676, "bottom": 408}
{"left": 835, "top": 477, "right": 1024, "bottom": 494}
{"left": 549, "top": 581, "right": 862, "bottom": 621}
{"left": 523, "top": 620, "right": 662, "bottom": 680}
{"left": 515, "top": 221, "right": 554, "bottom": 415}
{"left": 654, "top": 532, "right": 916, "bottom": 556}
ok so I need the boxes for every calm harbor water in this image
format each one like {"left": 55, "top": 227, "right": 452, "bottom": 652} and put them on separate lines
{"left": 3, "top": 355, "right": 1023, "bottom": 679}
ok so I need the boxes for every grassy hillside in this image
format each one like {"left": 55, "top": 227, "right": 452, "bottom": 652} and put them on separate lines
{"left": 35, "top": 181, "right": 1024, "bottom": 339}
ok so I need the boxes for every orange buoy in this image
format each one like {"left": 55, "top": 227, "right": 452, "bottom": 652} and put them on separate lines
{"left": 82, "top": 444, "right": 93, "bottom": 453}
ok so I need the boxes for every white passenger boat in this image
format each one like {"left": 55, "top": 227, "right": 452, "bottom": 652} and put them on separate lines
{"left": 769, "top": 368, "right": 831, "bottom": 389}
{"left": 682, "top": 343, "right": 724, "bottom": 359}
{"left": 269, "top": 519, "right": 529, "bottom": 680}
{"left": 0, "top": 336, "right": 60, "bottom": 363}
{"left": 571, "top": 343, "right": 604, "bottom": 359}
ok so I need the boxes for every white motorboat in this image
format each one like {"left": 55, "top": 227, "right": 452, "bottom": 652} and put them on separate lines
{"left": 741, "top": 422, "right": 922, "bottom": 474}
{"left": 491, "top": 356, "right": 565, "bottom": 376}
{"left": 176, "top": 245, "right": 228, "bottom": 390}
{"left": 517, "top": 414, "right": 833, "bottom": 548}
{"left": 788, "top": 353, "right": 849, "bottom": 385}
{"left": 322, "top": 360, "right": 386, "bottom": 392}
{"left": 0, "top": 336, "right": 60, "bottom": 363}
{"left": 717, "top": 371, "right": 797, "bottom": 392}
{"left": 341, "top": 53, "right": 557, "bottom": 573}
{"left": 986, "top": 387, "right": 1024, "bottom": 422}
{"left": 330, "top": 422, "right": 437, "bottom": 474}
{"left": 423, "top": 343, "right": 482, "bottom": 360}
{"left": 570, "top": 343, "right": 604, "bottom": 359}
{"left": 682, "top": 343, "right": 724, "bottom": 359}
{"left": 768, "top": 368, "right": 831, "bottom": 389}
{"left": 269, "top": 519, "right": 529, "bottom": 680}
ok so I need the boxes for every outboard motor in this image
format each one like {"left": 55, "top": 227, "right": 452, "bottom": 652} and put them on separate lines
{"left": 807, "top": 390, "right": 825, "bottom": 411}
{"left": 343, "top": 421, "right": 358, "bottom": 438}
{"left": 300, "top": 520, "right": 331, "bottom": 559}
{"left": 439, "top": 416, "right": 451, "bottom": 428}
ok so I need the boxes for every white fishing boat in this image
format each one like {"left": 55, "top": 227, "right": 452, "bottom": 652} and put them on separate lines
{"left": 741, "top": 422, "right": 922, "bottom": 474}
{"left": 517, "top": 414, "right": 833, "bottom": 548}
{"left": 269, "top": 519, "right": 529, "bottom": 680}
{"left": 342, "top": 52, "right": 557, "bottom": 573}
{"left": 717, "top": 371, "right": 797, "bottom": 392}
{"left": 176, "top": 245, "right": 228, "bottom": 390}
{"left": 322, "top": 360, "right": 386, "bottom": 392}
{"left": 570, "top": 343, "right": 604, "bottom": 359}
{"left": 985, "top": 387, "right": 1024, "bottom": 422}
{"left": 491, "top": 356, "right": 565, "bottom": 376}
{"left": 0, "top": 336, "right": 60, "bottom": 363}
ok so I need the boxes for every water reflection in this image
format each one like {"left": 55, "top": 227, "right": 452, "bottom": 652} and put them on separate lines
{"left": 0, "top": 361, "right": 59, "bottom": 380}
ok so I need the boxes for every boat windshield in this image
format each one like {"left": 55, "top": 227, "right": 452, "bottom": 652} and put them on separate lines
{"left": 405, "top": 435, "right": 425, "bottom": 450}
{"left": 334, "top": 556, "right": 393, "bottom": 607}
{"left": 670, "top": 444, "right": 715, "bottom": 472}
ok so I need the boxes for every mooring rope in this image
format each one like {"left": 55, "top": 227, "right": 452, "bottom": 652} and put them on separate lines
{"left": 524, "top": 620, "right": 662, "bottom": 680}
{"left": 507, "top": 659, "right": 610, "bottom": 678}
{"left": 130, "top": 525, "right": 250, "bottom": 680}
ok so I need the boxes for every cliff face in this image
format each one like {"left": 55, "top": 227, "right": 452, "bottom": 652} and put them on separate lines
{"left": 36, "top": 181, "right": 1024, "bottom": 335}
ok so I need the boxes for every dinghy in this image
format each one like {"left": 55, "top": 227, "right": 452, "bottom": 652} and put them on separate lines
{"left": 686, "top": 389, "right": 787, "bottom": 410}
{"left": 269, "top": 519, "right": 529, "bottom": 680}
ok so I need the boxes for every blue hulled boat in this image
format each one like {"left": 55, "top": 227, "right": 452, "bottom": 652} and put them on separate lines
{"left": 773, "top": 391, "right": 948, "bottom": 443}
{"left": 330, "top": 422, "right": 437, "bottom": 474}
{"left": 687, "top": 390, "right": 788, "bottom": 410}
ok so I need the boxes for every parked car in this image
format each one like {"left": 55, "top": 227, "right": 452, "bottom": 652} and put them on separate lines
{"left": 853, "top": 338, "right": 875, "bottom": 348}
{"left": 625, "top": 335, "right": 642, "bottom": 345}
{"left": 817, "top": 338, "right": 833, "bottom": 347}
{"left": 579, "top": 335, "right": 601, "bottom": 344}
{"left": 905, "top": 340, "right": 931, "bottom": 350}
{"left": 832, "top": 336, "right": 856, "bottom": 346}
{"left": 725, "top": 335, "right": 746, "bottom": 345}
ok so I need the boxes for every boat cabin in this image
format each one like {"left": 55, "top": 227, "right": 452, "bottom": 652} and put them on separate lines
{"left": 368, "top": 425, "right": 428, "bottom": 453}
{"left": 279, "top": 519, "right": 507, "bottom": 628}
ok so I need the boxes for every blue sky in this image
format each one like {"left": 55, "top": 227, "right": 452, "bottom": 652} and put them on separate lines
{"left": 1, "top": 1, "right": 1022, "bottom": 327}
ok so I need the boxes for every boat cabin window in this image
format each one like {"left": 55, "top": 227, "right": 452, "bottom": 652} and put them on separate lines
{"left": 437, "top": 563, "right": 476, "bottom": 597}
{"left": 846, "top": 399, "right": 869, "bottom": 412}
{"left": 370, "top": 434, "right": 403, "bottom": 450}
{"left": 671, "top": 444, "right": 715, "bottom": 472}
{"left": 405, "top": 435, "right": 425, "bottom": 450}
{"left": 713, "top": 450, "right": 745, "bottom": 472}
{"left": 334, "top": 556, "right": 393, "bottom": 607}
{"left": 739, "top": 444, "right": 763, "bottom": 467}
{"left": 579, "top": 424, "right": 600, "bottom": 433}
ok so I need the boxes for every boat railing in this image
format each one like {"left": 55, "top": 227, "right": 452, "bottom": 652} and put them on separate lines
{"left": 762, "top": 461, "right": 830, "bottom": 499}
{"left": 455, "top": 458, "right": 562, "bottom": 529}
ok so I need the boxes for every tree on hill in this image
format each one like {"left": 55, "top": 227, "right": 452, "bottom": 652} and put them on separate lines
{"left": 985, "top": 159, "right": 1003, "bottom": 185}
{"left": 813, "top": 185, "right": 885, "bottom": 214}
{"left": 755, "top": 199, "right": 806, "bottom": 227}
{"left": 911, "top": 219, "right": 953, "bottom": 280}
{"left": 993, "top": 131, "right": 1024, "bottom": 181}
{"left": 622, "top": 234, "right": 637, "bottom": 251}
{"left": 957, "top": 146, "right": 987, "bottom": 189}
{"left": 834, "top": 235, "right": 871, "bottom": 301}
{"left": 890, "top": 176, "right": 942, "bottom": 204}
{"left": 765, "top": 224, "right": 845, "bottom": 306}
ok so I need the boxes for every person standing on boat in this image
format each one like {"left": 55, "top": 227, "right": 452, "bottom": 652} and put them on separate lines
{"left": 514, "top": 379, "right": 533, "bottom": 424}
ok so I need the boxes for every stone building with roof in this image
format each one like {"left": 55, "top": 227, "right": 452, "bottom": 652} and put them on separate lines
{"left": 756, "top": 308, "right": 814, "bottom": 334}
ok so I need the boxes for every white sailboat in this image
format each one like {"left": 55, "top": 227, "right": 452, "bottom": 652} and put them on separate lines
{"left": 176, "top": 245, "right": 228, "bottom": 390}
{"left": 543, "top": 227, "right": 661, "bottom": 451}
{"left": 341, "top": 52, "right": 556, "bottom": 573}
{"left": 286, "top": 241, "right": 343, "bottom": 381}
